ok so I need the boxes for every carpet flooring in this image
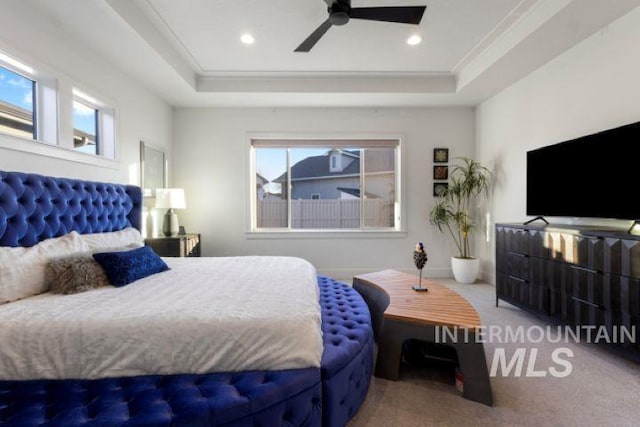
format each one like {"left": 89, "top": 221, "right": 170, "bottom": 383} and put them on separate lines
{"left": 347, "top": 279, "right": 640, "bottom": 427}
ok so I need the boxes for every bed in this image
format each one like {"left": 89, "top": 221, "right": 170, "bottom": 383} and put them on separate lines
{"left": 0, "top": 171, "right": 374, "bottom": 426}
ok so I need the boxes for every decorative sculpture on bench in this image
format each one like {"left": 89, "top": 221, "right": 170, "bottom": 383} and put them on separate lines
{"left": 412, "top": 242, "right": 428, "bottom": 292}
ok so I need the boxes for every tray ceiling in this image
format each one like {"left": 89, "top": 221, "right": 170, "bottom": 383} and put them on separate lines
{"left": 24, "top": 0, "right": 640, "bottom": 106}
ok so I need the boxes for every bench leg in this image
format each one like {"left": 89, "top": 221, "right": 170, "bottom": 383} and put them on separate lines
{"left": 449, "top": 340, "right": 494, "bottom": 406}
{"left": 375, "top": 333, "right": 403, "bottom": 380}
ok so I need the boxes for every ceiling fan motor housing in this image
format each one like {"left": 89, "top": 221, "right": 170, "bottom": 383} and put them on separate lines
{"left": 329, "top": 0, "right": 351, "bottom": 25}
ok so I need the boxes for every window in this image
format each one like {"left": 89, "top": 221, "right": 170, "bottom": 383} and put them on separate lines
{"left": 252, "top": 139, "right": 400, "bottom": 231}
{"left": 330, "top": 155, "right": 338, "bottom": 171}
{"left": 0, "top": 51, "right": 55, "bottom": 145}
{"left": 72, "top": 99, "right": 99, "bottom": 155}
{"left": 0, "top": 64, "right": 36, "bottom": 140}
{"left": 72, "top": 88, "right": 115, "bottom": 159}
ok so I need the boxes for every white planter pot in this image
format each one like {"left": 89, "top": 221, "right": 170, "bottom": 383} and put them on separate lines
{"left": 451, "top": 257, "right": 480, "bottom": 284}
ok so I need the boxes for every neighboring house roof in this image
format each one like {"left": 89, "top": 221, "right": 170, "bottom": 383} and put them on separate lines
{"left": 339, "top": 149, "right": 360, "bottom": 159}
{"left": 256, "top": 173, "right": 268, "bottom": 186}
{"left": 0, "top": 100, "right": 34, "bottom": 136}
{"left": 72, "top": 129, "right": 97, "bottom": 148}
{"left": 0, "top": 100, "right": 31, "bottom": 123}
{"left": 337, "top": 187, "right": 380, "bottom": 198}
{"left": 274, "top": 149, "right": 393, "bottom": 183}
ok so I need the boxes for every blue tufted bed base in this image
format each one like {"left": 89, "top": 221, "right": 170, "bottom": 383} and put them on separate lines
{"left": 0, "top": 171, "right": 373, "bottom": 426}
{"left": 0, "top": 277, "right": 371, "bottom": 427}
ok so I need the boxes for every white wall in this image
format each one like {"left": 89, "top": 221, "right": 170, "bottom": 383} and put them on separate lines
{"left": 476, "top": 6, "right": 640, "bottom": 283}
{"left": 0, "top": 1, "right": 172, "bottom": 186}
{"left": 173, "top": 107, "right": 475, "bottom": 278}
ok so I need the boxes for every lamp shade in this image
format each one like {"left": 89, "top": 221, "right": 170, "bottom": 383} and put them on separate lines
{"left": 155, "top": 188, "right": 186, "bottom": 209}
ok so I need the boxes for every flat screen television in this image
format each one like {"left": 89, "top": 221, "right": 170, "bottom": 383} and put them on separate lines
{"left": 527, "top": 121, "right": 640, "bottom": 220}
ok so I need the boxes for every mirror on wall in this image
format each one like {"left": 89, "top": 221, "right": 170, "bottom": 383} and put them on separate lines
{"left": 140, "top": 141, "right": 167, "bottom": 197}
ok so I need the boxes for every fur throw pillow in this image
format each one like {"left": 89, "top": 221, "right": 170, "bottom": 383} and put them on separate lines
{"left": 46, "top": 255, "right": 111, "bottom": 294}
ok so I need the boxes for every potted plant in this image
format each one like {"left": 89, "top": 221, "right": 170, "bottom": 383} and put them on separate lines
{"left": 429, "top": 157, "right": 491, "bottom": 283}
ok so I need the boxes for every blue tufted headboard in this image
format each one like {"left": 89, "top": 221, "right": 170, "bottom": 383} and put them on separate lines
{"left": 0, "top": 171, "right": 142, "bottom": 248}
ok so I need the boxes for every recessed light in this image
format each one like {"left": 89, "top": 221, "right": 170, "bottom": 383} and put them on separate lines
{"left": 407, "top": 35, "right": 422, "bottom": 46}
{"left": 241, "top": 34, "right": 255, "bottom": 45}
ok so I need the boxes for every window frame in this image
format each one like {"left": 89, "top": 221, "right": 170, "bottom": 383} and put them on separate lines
{"left": 249, "top": 136, "right": 405, "bottom": 236}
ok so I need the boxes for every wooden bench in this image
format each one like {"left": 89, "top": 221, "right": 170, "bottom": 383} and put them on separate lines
{"left": 353, "top": 270, "right": 493, "bottom": 406}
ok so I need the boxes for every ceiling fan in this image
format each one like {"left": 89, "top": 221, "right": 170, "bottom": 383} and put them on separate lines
{"left": 295, "top": 0, "right": 427, "bottom": 52}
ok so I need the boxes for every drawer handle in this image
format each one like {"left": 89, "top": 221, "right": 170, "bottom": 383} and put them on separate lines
{"left": 507, "top": 252, "right": 529, "bottom": 258}
{"left": 508, "top": 275, "right": 528, "bottom": 283}
{"left": 571, "top": 296, "right": 602, "bottom": 309}
{"left": 569, "top": 264, "right": 599, "bottom": 274}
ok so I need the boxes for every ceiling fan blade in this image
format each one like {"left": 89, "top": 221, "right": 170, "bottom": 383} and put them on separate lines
{"left": 349, "top": 6, "right": 426, "bottom": 25}
{"left": 295, "top": 19, "right": 333, "bottom": 52}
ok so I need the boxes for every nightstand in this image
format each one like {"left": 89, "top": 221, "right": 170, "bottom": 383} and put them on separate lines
{"left": 145, "top": 234, "right": 201, "bottom": 257}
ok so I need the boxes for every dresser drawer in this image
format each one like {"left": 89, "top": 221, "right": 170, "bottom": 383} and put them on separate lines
{"left": 602, "top": 238, "right": 640, "bottom": 279}
{"left": 505, "top": 251, "right": 530, "bottom": 281}
{"left": 496, "top": 226, "right": 529, "bottom": 255}
{"left": 550, "top": 290, "right": 573, "bottom": 322}
{"left": 571, "top": 296, "right": 607, "bottom": 329}
{"left": 620, "top": 277, "right": 640, "bottom": 317}
{"left": 563, "top": 234, "right": 604, "bottom": 272}
{"left": 566, "top": 264, "right": 605, "bottom": 307}
{"left": 549, "top": 290, "right": 564, "bottom": 319}
{"left": 530, "top": 258, "right": 562, "bottom": 292}
{"left": 496, "top": 273, "right": 528, "bottom": 303}
{"left": 525, "top": 283, "right": 549, "bottom": 314}
{"left": 497, "top": 273, "right": 548, "bottom": 314}
{"left": 621, "top": 239, "right": 640, "bottom": 280}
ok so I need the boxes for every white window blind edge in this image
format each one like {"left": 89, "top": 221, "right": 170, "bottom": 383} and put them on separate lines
{"left": 252, "top": 139, "right": 399, "bottom": 148}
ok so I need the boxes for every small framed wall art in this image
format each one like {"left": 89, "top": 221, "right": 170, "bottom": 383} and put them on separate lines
{"left": 433, "top": 165, "right": 448, "bottom": 180}
{"left": 433, "top": 148, "right": 449, "bottom": 163}
{"left": 433, "top": 182, "right": 448, "bottom": 197}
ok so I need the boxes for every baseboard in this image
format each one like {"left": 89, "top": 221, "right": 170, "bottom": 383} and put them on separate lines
{"left": 480, "top": 269, "right": 496, "bottom": 285}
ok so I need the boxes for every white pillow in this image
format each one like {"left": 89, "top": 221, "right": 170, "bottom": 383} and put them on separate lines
{"left": 78, "top": 228, "right": 144, "bottom": 251}
{"left": 0, "top": 231, "right": 88, "bottom": 304}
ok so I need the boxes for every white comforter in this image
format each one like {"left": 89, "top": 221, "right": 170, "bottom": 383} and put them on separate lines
{"left": 0, "top": 256, "right": 323, "bottom": 380}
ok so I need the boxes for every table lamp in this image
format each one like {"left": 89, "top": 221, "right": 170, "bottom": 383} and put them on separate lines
{"left": 155, "top": 188, "right": 186, "bottom": 237}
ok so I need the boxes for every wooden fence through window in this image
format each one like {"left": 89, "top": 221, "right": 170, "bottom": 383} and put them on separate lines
{"left": 257, "top": 199, "right": 394, "bottom": 229}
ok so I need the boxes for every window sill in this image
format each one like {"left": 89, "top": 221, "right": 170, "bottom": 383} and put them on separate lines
{"left": 0, "top": 133, "right": 117, "bottom": 169}
{"left": 246, "top": 229, "right": 408, "bottom": 239}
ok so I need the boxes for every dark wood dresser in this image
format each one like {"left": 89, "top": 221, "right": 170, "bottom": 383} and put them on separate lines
{"left": 496, "top": 223, "right": 639, "bottom": 355}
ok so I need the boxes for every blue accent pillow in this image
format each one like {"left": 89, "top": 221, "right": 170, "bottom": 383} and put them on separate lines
{"left": 93, "top": 246, "right": 169, "bottom": 287}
